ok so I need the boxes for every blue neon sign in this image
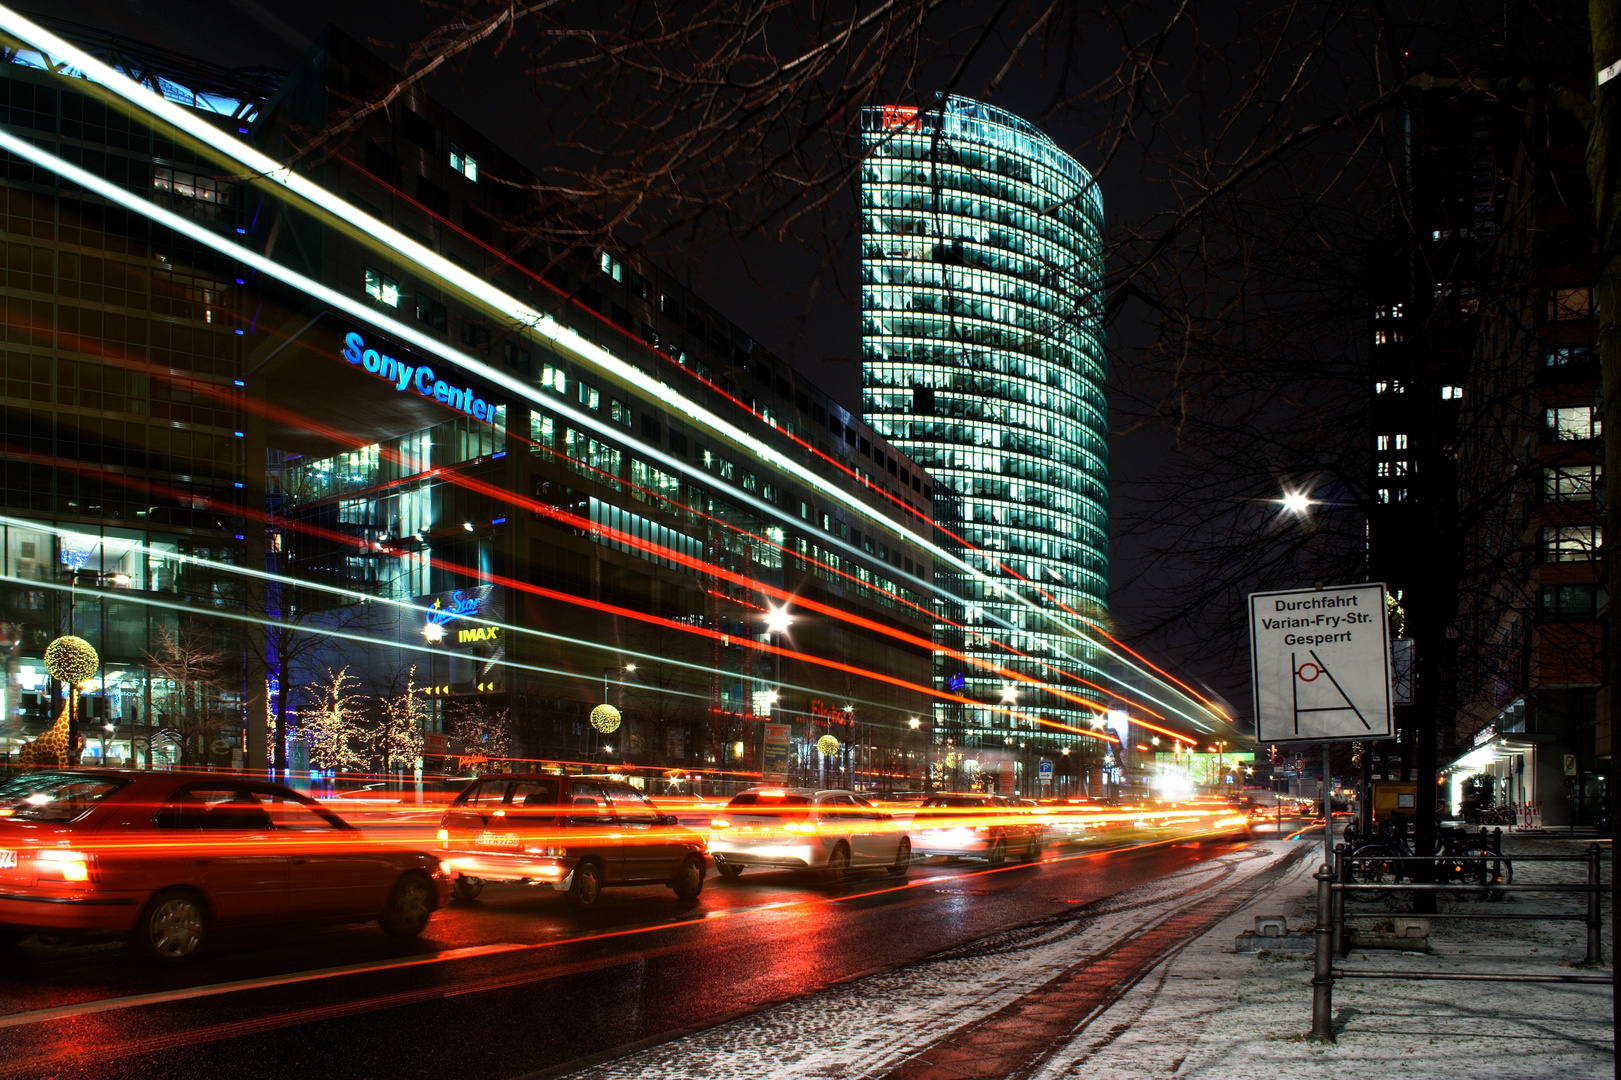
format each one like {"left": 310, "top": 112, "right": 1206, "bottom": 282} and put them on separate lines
{"left": 341, "top": 331, "right": 501, "bottom": 424}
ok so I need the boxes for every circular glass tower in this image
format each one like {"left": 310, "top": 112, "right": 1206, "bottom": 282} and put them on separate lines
{"left": 860, "top": 95, "right": 1108, "bottom": 759}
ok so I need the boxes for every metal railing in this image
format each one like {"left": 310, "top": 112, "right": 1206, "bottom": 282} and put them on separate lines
{"left": 1309, "top": 841, "right": 1610, "bottom": 1042}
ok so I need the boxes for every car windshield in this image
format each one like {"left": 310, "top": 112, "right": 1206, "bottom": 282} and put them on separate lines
{"left": 921, "top": 797, "right": 988, "bottom": 808}
{"left": 0, "top": 773, "right": 128, "bottom": 823}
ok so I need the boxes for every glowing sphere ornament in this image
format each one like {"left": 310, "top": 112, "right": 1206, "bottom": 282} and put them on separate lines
{"left": 45, "top": 635, "right": 98, "bottom": 686}
{"left": 816, "top": 735, "right": 840, "bottom": 757}
{"left": 589, "top": 704, "right": 622, "bottom": 734}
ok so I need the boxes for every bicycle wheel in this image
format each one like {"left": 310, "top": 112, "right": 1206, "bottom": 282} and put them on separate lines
{"left": 1347, "top": 844, "right": 1399, "bottom": 902}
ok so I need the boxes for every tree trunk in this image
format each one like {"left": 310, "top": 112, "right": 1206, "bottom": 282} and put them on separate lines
{"left": 1589, "top": 0, "right": 1620, "bottom": 1067}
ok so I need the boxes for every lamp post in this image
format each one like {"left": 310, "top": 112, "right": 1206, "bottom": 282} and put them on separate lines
{"left": 762, "top": 606, "right": 790, "bottom": 784}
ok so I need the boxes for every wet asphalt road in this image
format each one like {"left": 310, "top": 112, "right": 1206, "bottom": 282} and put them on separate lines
{"left": 0, "top": 820, "right": 1307, "bottom": 1080}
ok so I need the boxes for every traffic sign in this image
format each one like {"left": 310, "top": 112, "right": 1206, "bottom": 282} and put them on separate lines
{"left": 1038, "top": 759, "right": 1053, "bottom": 779}
{"left": 1249, "top": 583, "right": 1393, "bottom": 744}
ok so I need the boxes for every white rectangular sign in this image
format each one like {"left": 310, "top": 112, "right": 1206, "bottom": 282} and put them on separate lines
{"left": 1249, "top": 584, "right": 1394, "bottom": 744}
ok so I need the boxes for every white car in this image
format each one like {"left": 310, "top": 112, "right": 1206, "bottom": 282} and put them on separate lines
{"left": 708, "top": 788, "right": 910, "bottom": 882}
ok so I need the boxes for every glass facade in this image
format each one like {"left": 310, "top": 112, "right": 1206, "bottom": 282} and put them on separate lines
{"left": 861, "top": 96, "right": 1109, "bottom": 749}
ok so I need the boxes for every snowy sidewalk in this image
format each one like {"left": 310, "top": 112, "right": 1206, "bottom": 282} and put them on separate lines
{"left": 555, "top": 836, "right": 1613, "bottom": 1079}
{"left": 1053, "top": 834, "right": 1614, "bottom": 1079}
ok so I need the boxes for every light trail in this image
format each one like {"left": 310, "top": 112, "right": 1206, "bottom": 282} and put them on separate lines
{"left": 0, "top": 8, "right": 1230, "bottom": 736}
{"left": 0, "top": 819, "right": 1250, "bottom": 1037}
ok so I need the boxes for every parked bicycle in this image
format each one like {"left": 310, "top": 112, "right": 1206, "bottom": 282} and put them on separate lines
{"left": 1346, "top": 821, "right": 1511, "bottom": 902}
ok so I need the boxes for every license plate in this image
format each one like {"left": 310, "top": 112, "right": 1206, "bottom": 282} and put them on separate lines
{"left": 475, "top": 832, "right": 520, "bottom": 848}
{"left": 0, "top": 850, "right": 15, "bottom": 870}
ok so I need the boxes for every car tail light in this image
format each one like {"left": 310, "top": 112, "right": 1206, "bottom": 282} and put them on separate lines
{"left": 783, "top": 822, "right": 817, "bottom": 834}
{"left": 437, "top": 828, "right": 450, "bottom": 843}
{"left": 523, "top": 846, "right": 568, "bottom": 857}
{"left": 710, "top": 818, "right": 730, "bottom": 829}
{"left": 973, "top": 826, "right": 991, "bottom": 833}
{"left": 37, "top": 849, "right": 91, "bottom": 882}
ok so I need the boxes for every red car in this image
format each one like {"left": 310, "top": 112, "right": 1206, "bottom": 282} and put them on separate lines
{"left": 0, "top": 770, "right": 450, "bottom": 964}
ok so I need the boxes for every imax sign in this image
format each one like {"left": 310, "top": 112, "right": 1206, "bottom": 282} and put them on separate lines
{"left": 342, "top": 331, "right": 501, "bottom": 423}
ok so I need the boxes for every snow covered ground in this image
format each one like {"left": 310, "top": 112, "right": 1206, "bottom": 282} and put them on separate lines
{"left": 558, "top": 835, "right": 1613, "bottom": 1080}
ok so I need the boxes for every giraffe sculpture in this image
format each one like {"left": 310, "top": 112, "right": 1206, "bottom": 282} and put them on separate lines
{"left": 16, "top": 701, "right": 82, "bottom": 767}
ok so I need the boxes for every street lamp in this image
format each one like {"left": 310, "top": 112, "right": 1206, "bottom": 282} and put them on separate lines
{"left": 1280, "top": 489, "right": 1311, "bottom": 516}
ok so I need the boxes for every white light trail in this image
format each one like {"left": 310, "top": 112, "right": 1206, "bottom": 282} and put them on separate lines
{"left": 0, "top": 6, "right": 1228, "bottom": 733}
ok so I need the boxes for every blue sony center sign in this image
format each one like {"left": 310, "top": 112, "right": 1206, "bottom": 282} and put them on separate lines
{"left": 341, "top": 331, "right": 501, "bottom": 424}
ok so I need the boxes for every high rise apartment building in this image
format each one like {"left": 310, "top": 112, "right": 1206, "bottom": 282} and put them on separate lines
{"left": 859, "top": 96, "right": 1111, "bottom": 776}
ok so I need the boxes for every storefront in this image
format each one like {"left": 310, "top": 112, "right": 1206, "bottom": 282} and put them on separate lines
{"left": 1443, "top": 722, "right": 1552, "bottom": 827}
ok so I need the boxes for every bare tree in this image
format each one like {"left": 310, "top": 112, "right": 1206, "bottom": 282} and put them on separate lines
{"left": 143, "top": 620, "right": 231, "bottom": 766}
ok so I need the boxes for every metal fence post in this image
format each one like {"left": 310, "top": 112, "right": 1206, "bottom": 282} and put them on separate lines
{"left": 1311, "top": 862, "right": 1335, "bottom": 1042}
{"left": 1585, "top": 842, "right": 1602, "bottom": 967}
{"left": 1333, "top": 841, "right": 1348, "bottom": 958}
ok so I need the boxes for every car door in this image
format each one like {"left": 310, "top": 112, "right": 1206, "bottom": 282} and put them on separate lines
{"left": 563, "top": 782, "right": 623, "bottom": 880}
{"left": 157, "top": 785, "right": 287, "bottom": 925}
{"left": 816, "top": 794, "right": 865, "bottom": 862}
{"left": 851, "top": 795, "right": 895, "bottom": 863}
{"left": 504, "top": 778, "right": 563, "bottom": 857}
{"left": 262, "top": 790, "right": 393, "bottom": 918}
{"left": 604, "top": 784, "right": 678, "bottom": 881}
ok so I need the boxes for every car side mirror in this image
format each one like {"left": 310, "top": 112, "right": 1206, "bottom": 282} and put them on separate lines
{"left": 663, "top": 815, "right": 678, "bottom": 826}
{"left": 881, "top": 812, "right": 894, "bottom": 822}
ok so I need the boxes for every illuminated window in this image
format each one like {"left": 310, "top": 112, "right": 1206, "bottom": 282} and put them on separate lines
{"left": 1376, "top": 435, "right": 1390, "bottom": 451}
{"left": 1395, "top": 434, "right": 1408, "bottom": 449}
{"left": 610, "top": 399, "right": 633, "bottom": 427}
{"left": 1545, "top": 465, "right": 1601, "bottom": 502}
{"left": 1373, "top": 329, "right": 1401, "bottom": 345}
{"left": 600, "top": 252, "right": 623, "bottom": 282}
{"left": 1441, "top": 385, "right": 1463, "bottom": 400}
{"left": 449, "top": 144, "right": 478, "bottom": 181}
{"left": 364, "top": 266, "right": 399, "bottom": 307}
{"left": 1543, "top": 525, "right": 1601, "bottom": 562}
{"left": 1377, "top": 489, "right": 1389, "bottom": 503}
{"left": 1550, "top": 286, "right": 1592, "bottom": 321}
{"left": 153, "top": 166, "right": 228, "bottom": 205}
{"left": 578, "top": 381, "right": 600, "bottom": 410}
{"left": 1377, "top": 461, "right": 1390, "bottom": 477}
{"left": 1546, "top": 405, "right": 1601, "bottom": 441}
{"left": 541, "top": 364, "right": 568, "bottom": 394}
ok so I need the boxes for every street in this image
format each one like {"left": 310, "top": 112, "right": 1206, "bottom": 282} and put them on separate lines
{"left": 0, "top": 821, "right": 1277, "bottom": 1080}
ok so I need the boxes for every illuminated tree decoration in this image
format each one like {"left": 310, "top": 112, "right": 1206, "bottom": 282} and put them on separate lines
{"left": 590, "top": 704, "right": 622, "bottom": 733}
{"left": 44, "top": 635, "right": 98, "bottom": 686}
{"left": 816, "top": 734, "right": 840, "bottom": 756}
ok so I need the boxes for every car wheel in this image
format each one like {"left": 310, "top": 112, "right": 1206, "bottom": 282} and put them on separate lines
{"left": 451, "top": 876, "right": 484, "bottom": 902}
{"left": 889, "top": 838, "right": 911, "bottom": 877}
{"left": 716, "top": 863, "right": 744, "bottom": 879}
{"left": 670, "top": 855, "right": 706, "bottom": 900}
{"left": 135, "top": 888, "right": 208, "bottom": 965}
{"left": 565, "top": 860, "right": 603, "bottom": 911}
{"left": 986, "top": 839, "right": 1007, "bottom": 866}
{"left": 379, "top": 872, "right": 435, "bottom": 938}
{"left": 823, "top": 843, "right": 851, "bottom": 883}
{"left": 1023, "top": 839, "right": 1042, "bottom": 862}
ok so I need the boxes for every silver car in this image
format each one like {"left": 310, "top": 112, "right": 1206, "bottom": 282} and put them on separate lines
{"left": 708, "top": 788, "right": 910, "bottom": 882}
